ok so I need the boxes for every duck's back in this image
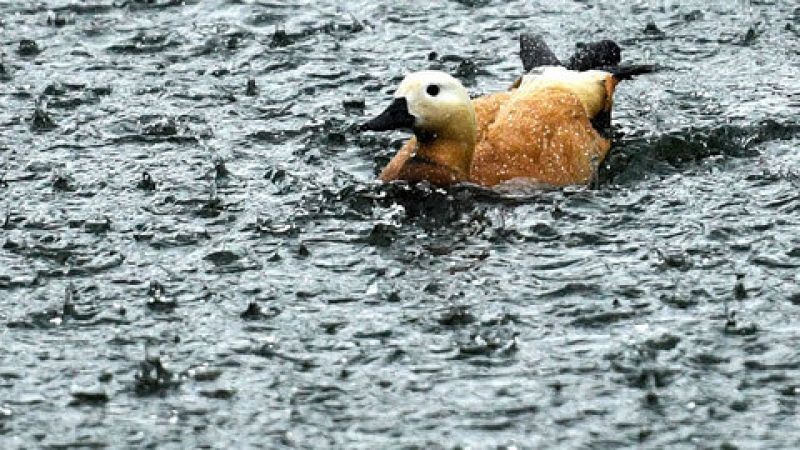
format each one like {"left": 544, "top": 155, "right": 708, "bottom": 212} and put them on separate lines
{"left": 473, "top": 91, "right": 512, "bottom": 144}
{"left": 469, "top": 71, "right": 613, "bottom": 187}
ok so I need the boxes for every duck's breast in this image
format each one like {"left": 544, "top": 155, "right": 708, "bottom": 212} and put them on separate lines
{"left": 379, "top": 92, "right": 512, "bottom": 184}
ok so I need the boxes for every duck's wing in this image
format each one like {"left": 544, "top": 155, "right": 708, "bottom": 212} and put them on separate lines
{"left": 472, "top": 92, "right": 512, "bottom": 144}
{"left": 519, "top": 34, "right": 561, "bottom": 72}
{"left": 519, "top": 68, "right": 611, "bottom": 117}
{"left": 565, "top": 40, "right": 621, "bottom": 71}
{"left": 518, "top": 65, "right": 655, "bottom": 138}
{"left": 470, "top": 87, "right": 611, "bottom": 187}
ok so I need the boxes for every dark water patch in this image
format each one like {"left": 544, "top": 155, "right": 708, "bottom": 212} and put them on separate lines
{"left": 108, "top": 113, "right": 205, "bottom": 143}
{"left": 203, "top": 249, "right": 240, "bottom": 266}
{"left": 270, "top": 27, "right": 293, "bottom": 48}
{"left": 245, "top": 78, "right": 258, "bottom": 96}
{"left": 106, "top": 31, "right": 185, "bottom": 55}
{"left": 571, "top": 310, "right": 638, "bottom": 327}
{"left": 453, "top": 327, "right": 518, "bottom": 360}
{"left": 45, "top": 12, "right": 67, "bottom": 28}
{"left": 452, "top": 0, "right": 492, "bottom": 7}
{"left": 8, "top": 309, "right": 65, "bottom": 330}
{"left": 191, "top": 29, "right": 255, "bottom": 56}
{"left": 750, "top": 255, "right": 800, "bottom": 269}
{"left": 690, "top": 352, "right": 730, "bottom": 366}
{"left": 644, "top": 334, "right": 681, "bottom": 352}
{"left": 0, "top": 60, "right": 10, "bottom": 81}
{"left": 17, "top": 39, "right": 41, "bottom": 56}
{"left": 605, "top": 120, "right": 800, "bottom": 183}
{"left": 136, "top": 171, "right": 157, "bottom": 191}
{"left": 436, "top": 305, "right": 477, "bottom": 327}
{"left": 659, "top": 293, "right": 699, "bottom": 309}
{"left": 50, "top": 171, "right": 75, "bottom": 192}
{"left": 145, "top": 281, "right": 177, "bottom": 312}
{"left": 744, "top": 359, "right": 800, "bottom": 372}
{"left": 247, "top": 11, "right": 286, "bottom": 27}
{"left": 125, "top": 0, "right": 195, "bottom": 12}
{"left": 39, "top": 82, "right": 111, "bottom": 109}
{"left": 427, "top": 55, "right": 490, "bottom": 86}
{"left": 137, "top": 227, "right": 211, "bottom": 249}
{"left": 254, "top": 343, "right": 317, "bottom": 369}
{"left": 240, "top": 301, "right": 280, "bottom": 320}
{"left": 140, "top": 115, "right": 180, "bottom": 136}
{"left": 199, "top": 388, "right": 236, "bottom": 400}
{"left": 48, "top": 3, "right": 115, "bottom": 15}
{"left": 134, "top": 354, "right": 180, "bottom": 395}
{"left": 69, "top": 388, "right": 110, "bottom": 406}
{"left": 43, "top": 81, "right": 85, "bottom": 96}
{"left": 723, "top": 316, "right": 759, "bottom": 337}
{"left": 30, "top": 105, "right": 57, "bottom": 131}
{"left": 249, "top": 128, "right": 304, "bottom": 144}
{"left": 540, "top": 282, "right": 603, "bottom": 300}
{"left": 267, "top": 18, "right": 367, "bottom": 50}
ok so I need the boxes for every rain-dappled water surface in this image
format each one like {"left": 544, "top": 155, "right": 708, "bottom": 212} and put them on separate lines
{"left": 1, "top": 0, "right": 799, "bottom": 447}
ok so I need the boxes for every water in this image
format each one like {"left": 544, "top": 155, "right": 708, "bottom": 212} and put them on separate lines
{"left": 1, "top": 0, "right": 799, "bottom": 448}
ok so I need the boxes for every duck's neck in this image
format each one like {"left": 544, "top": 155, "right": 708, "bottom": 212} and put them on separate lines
{"left": 402, "top": 123, "right": 476, "bottom": 186}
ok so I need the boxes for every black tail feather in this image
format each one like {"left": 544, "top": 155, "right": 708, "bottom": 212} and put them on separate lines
{"left": 607, "top": 64, "right": 658, "bottom": 81}
{"left": 565, "top": 40, "right": 621, "bottom": 71}
{"left": 519, "top": 35, "right": 656, "bottom": 79}
{"left": 519, "top": 34, "right": 561, "bottom": 72}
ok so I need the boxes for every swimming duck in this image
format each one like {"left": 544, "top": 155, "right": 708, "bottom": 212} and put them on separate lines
{"left": 362, "top": 37, "right": 653, "bottom": 187}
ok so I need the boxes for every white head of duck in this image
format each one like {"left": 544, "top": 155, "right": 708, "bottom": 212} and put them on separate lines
{"left": 362, "top": 70, "right": 477, "bottom": 146}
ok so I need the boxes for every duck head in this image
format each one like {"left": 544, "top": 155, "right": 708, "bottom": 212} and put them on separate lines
{"left": 363, "top": 71, "right": 476, "bottom": 142}
{"left": 363, "top": 71, "right": 477, "bottom": 182}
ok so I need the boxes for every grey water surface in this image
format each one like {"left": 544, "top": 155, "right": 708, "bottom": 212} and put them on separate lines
{"left": 1, "top": 0, "right": 799, "bottom": 448}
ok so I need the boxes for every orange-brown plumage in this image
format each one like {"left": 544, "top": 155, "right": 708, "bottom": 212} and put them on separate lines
{"left": 470, "top": 87, "right": 611, "bottom": 186}
{"left": 379, "top": 92, "right": 512, "bottom": 185}
{"left": 379, "top": 136, "right": 469, "bottom": 185}
{"left": 364, "top": 67, "right": 641, "bottom": 188}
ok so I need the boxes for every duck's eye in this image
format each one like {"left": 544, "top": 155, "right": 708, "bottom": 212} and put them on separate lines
{"left": 426, "top": 84, "right": 440, "bottom": 96}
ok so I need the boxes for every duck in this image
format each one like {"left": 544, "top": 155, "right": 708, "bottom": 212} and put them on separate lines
{"left": 361, "top": 36, "right": 654, "bottom": 187}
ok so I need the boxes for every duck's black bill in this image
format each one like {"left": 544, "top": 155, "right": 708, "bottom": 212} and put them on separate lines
{"left": 361, "top": 97, "right": 415, "bottom": 132}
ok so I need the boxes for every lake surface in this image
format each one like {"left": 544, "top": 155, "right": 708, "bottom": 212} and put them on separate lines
{"left": 1, "top": 0, "right": 799, "bottom": 448}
